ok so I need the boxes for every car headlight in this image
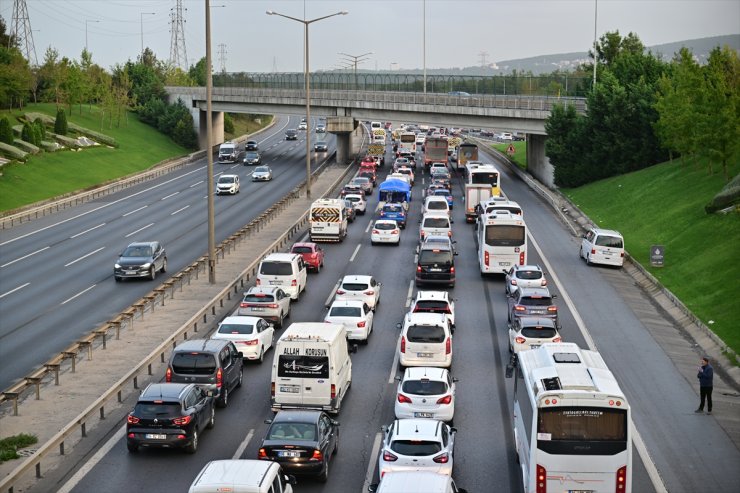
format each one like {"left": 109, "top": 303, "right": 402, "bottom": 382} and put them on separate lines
{"left": 141, "top": 263, "right": 152, "bottom": 269}
{"left": 114, "top": 263, "right": 122, "bottom": 269}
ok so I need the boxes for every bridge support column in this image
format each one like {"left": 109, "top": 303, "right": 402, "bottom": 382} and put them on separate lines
{"left": 327, "top": 116, "right": 357, "bottom": 165}
{"left": 335, "top": 133, "right": 352, "bottom": 165}
{"left": 526, "top": 134, "right": 555, "bottom": 188}
{"left": 197, "top": 110, "right": 225, "bottom": 152}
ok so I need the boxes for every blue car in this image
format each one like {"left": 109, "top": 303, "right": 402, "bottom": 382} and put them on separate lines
{"left": 432, "top": 189, "right": 454, "bottom": 209}
{"left": 379, "top": 202, "right": 407, "bottom": 229}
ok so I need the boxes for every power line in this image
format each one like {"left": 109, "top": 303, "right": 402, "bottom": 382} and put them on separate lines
{"left": 169, "top": 0, "right": 187, "bottom": 70}
{"left": 10, "top": 0, "right": 38, "bottom": 65}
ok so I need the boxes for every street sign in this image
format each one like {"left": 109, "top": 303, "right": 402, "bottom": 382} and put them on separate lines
{"left": 507, "top": 144, "right": 516, "bottom": 156}
{"left": 650, "top": 245, "right": 664, "bottom": 267}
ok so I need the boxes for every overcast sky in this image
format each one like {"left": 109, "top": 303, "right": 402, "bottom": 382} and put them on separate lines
{"left": 3, "top": 0, "right": 738, "bottom": 72}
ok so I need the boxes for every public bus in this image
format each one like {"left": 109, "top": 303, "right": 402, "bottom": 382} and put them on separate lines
{"left": 476, "top": 210, "right": 526, "bottom": 273}
{"left": 467, "top": 163, "right": 501, "bottom": 197}
{"left": 509, "top": 343, "right": 632, "bottom": 493}
{"left": 397, "top": 131, "right": 417, "bottom": 157}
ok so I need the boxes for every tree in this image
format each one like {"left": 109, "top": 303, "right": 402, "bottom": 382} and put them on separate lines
{"left": 0, "top": 117, "right": 14, "bottom": 144}
{"left": 545, "top": 103, "right": 587, "bottom": 187}
{"left": 188, "top": 57, "right": 208, "bottom": 86}
{"left": 0, "top": 45, "right": 32, "bottom": 109}
{"left": 33, "top": 117, "right": 46, "bottom": 142}
{"left": 55, "top": 107, "right": 68, "bottom": 135}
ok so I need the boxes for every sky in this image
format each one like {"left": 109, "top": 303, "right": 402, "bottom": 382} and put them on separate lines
{"left": 2, "top": 0, "right": 739, "bottom": 72}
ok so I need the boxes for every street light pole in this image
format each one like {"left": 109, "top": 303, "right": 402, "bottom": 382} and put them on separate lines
{"left": 205, "top": 0, "right": 216, "bottom": 283}
{"left": 423, "top": 0, "right": 426, "bottom": 93}
{"left": 140, "top": 12, "right": 155, "bottom": 54}
{"left": 338, "top": 52, "right": 372, "bottom": 89}
{"left": 266, "top": 9, "right": 348, "bottom": 198}
{"left": 592, "top": 0, "right": 598, "bottom": 87}
{"left": 85, "top": 20, "right": 99, "bottom": 51}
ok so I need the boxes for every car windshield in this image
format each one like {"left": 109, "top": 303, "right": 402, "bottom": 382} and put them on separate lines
{"left": 375, "top": 222, "right": 397, "bottom": 230}
{"left": 246, "top": 152, "right": 258, "bottom": 158}
{"left": 122, "top": 245, "right": 152, "bottom": 257}
{"left": 407, "top": 325, "right": 446, "bottom": 343}
{"left": 218, "top": 323, "right": 255, "bottom": 335}
{"left": 521, "top": 327, "right": 558, "bottom": 338}
{"left": 402, "top": 379, "right": 448, "bottom": 395}
{"left": 255, "top": 166, "right": 269, "bottom": 173}
{"left": 341, "top": 282, "right": 369, "bottom": 291}
{"left": 218, "top": 176, "right": 235, "bottom": 184}
{"left": 520, "top": 296, "right": 554, "bottom": 307}
{"left": 316, "top": 141, "right": 327, "bottom": 146}
{"left": 423, "top": 218, "right": 449, "bottom": 228}
{"left": 414, "top": 300, "right": 451, "bottom": 313}
{"left": 595, "top": 235, "right": 623, "bottom": 248}
{"left": 268, "top": 423, "right": 317, "bottom": 441}
{"left": 171, "top": 353, "right": 217, "bottom": 375}
{"left": 243, "top": 293, "right": 275, "bottom": 303}
{"left": 390, "top": 439, "right": 442, "bottom": 456}
{"left": 516, "top": 270, "right": 543, "bottom": 280}
{"left": 260, "top": 262, "right": 293, "bottom": 276}
{"left": 330, "top": 306, "right": 362, "bottom": 317}
{"left": 134, "top": 402, "right": 181, "bottom": 418}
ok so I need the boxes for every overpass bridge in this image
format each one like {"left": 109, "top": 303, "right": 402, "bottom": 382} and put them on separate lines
{"left": 165, "top": 86, "right": 586, "bottom": 187}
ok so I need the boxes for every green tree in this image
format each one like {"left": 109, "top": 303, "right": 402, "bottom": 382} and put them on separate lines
{"left": 188, "top": 57, "right": 208, "bottom": 86}
{"left": 0, "top": 45, "right": 32, "bottom": 109}
{"left": 54, "top": 107, "right": 68, "bottom": 135}
{"left": 546, "top": 103, "right": 587, "bottom": 187}
{"left": 33, "top": 117, "right": 46, "bottom": 141}
{"left": 0, "top": 117, "right": 14, "bottom": 144}
{"left": 223, "top": 113, "right": 234, "bottom": 133}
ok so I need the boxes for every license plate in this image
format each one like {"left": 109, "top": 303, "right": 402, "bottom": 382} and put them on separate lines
{"left": 531, "top": 310, "right": 545, "bottom": 314}
{"left": 278, "top": 451, "right": 301, "bottom": 458}
{"left": 145, "top": 434, "right": 167, "bottom": 440}
{"left": 125, "top": 270, "right": 137, "bottom": 274}
{"left": 269, "top": 281, "right": 281, "bottom": 285}
{"left": 429, "top": 268, "right": 442, "bottom": 272}
{"left": 530, "top": 344, "right": 541, "bottom": 349}
{"left": 569, "top": 490, "right": 594, "bottom": 493}
{"left": 250, "top": 307, "right": 264, "bottom": 311}
{"left": 499, "top": 262, "right": 511, "bottom": 267}
{"left": 417, "top": 352, "right": 434, "bottom": 358}
{"left": 414, "top": 412, "right": 434, "bottom": 418}
{"left": 280, "top": 386, "right": 299, "bottom": 393}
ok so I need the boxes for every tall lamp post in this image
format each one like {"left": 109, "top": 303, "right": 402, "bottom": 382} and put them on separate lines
{"left": 140, "top": 12, "right": 155, "bottom": 54}
{"left": 423, "top": 0, "right": 426, "bottom": 93}
{"left": 592, "top": 0, "right": 598, "bottom": 87}
{"left": 338, "top": 52, "right": 372, "bottom": 89}
{"left": 267, "top": 9, "right": 348, "bottom": 198}
{"left": 85, "top": 20, "right": 99, "bottom": 51}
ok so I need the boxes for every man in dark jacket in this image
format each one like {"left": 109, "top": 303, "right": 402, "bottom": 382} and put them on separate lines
{"left": 695, "top": 357, "right": 714, "bottom": 414}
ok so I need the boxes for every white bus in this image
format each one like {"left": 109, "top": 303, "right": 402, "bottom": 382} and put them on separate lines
{"left": 397, "top": 131, "right": 417, "bottom": 157}
{"left": 510, "top": 343, "right": 632, "bottom": 493}
{"left": 476, "top": 210, "right": 526, "bottom": 274}
{"left": 466, "top": 163, "right": 501, "bottom": 197}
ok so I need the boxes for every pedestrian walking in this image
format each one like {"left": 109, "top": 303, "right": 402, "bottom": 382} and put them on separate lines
{"left": 695, "top": 357, "right": 714, "bottom": 414}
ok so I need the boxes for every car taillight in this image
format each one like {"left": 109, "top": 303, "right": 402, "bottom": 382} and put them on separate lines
{"left": 515, "top": 336, "right": 526, "bottom": 344}
{"left": 400, "top": 336, "right": 406, "bottom": 353}
{"left": 240, "top": 302, "right": 248, "bottom": 308}
{"left": 216, "top": 368, "right": 223, "bottom": 389}
{"left": 445, "top": 338, "right": 451, "bottom": 354}
{"left": 548, "top": 306, "right": 558, "bottom": 312}
{"left": 484, "top": 251, "right": 490, "bottom": 266}
{"left": 245, "top": 340, "right": 258, "bottom": 345}
{"left": 553, "top": 336, "right": 562, "bottom": 343}
{"left": 172, "top": 415, "right": 192, "bottom": 426}
{"left": 541, "top": 279, "right": 547, "bottom": 287}
{"left": 436, "top": 395, "right": 452, "bottom": 405}
{"left": 392, "top": 230, "right": 399, "bottom": 235}
{"left": 310, "top": 449, "right": 323, "bottom": 461}
{"left": 372, "top": 230, "right": 380, "bottom": 235}
{"left": 620, "top": 251, "right": 625, "bottom": 258}
{"left": 365, "top": 290, "right": 374, "bottom": 296}
{"left": 331, "top": 384, "right": 336, "bottom": 399}
{"left": 383, "top": 450, "right": 398, "bottom": 462}
{"left": 268, "top": 303, "right": 278, "bottom": 308}
{"left": 357, "top": 321, "right": 366, "bottom": 328}
{"left": 447, "top": 231, "right": 452, "bottom": 237}
{"left": 591, "top": 248, "right": 596, "bottom": 255}
{"left": 450, "top": 266, "right": 455, "bottom": 274}
{"left": 616, "top": 466, "right": 627, "bottom": 492}
{"left": 514, "top": 305, "right": 527, "bottom": 312}
{"left": 127, "top": 414, "right": 140, "bottom": 424}
{"left": 271, "top": 382, "right": 275, "bottom": 397}
{"left": 336, "top": 289, "right": 345, "bottom": 295}
{"left": 258, "top": 448, "right": 268, "bottom": 459}
{"left": 165, "top": 367, "right": 172, "bottom": 382}
{"left": 397, "top": 393, "right": 412, "bottom": 403}
{"left": 537, "top": 464, "right": 547, "bottom": 493}
{"left": 416, "top": 265, "right": 422, "bottom": 273}
{"left": 433, "top": 452, "right": 449, "bottom": 463}
{"left": 291, "top": 279, "right": 297, "bottom": 286}
{"left": 255, "top": 278, "right": 261, "bottom": 285}
{"left": 519, "top": 251, "right": 525, "bottom": 265}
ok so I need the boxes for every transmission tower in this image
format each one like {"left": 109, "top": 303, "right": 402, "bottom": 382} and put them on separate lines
{"left": 272, "top": 56, "right": 278, "bottom": 73}
{"left": 169, "top": 0, "right": 188, "bottom": 71}
{"left": 10, "top": 0, "right": 38, "bottom": 65}
{"left": 477, "top": 51, "right": 489, "bottom": 67}
{"left": 217, "top": 43, "right": 227, "bottom": 73}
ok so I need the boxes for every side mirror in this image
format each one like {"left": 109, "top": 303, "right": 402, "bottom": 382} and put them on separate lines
{"left": 458, "top": 489, "right": 469, "bottom": 493}
{"left": 449, "top": 427, "right": 458, "bottom": 433}
{"left": 454, "top": 252, "right": 459, "bottom": 256}
{"left": 332, "top": 420, "right": 340, "bottom": 426}
{"left": 264, "top": 419, "right": 273, "bottom": 424}
{"left": 286, "top": 475, "right": 297, "bottom": 486}
{"left": 396, "top": 322, "right": 402, "bottom": 330}
{"left": 381, "top": 425, "right": 387, "bottom": 432}
{"left": 237, "top": 352, "right": 244, "bottom": 359}
{"left": 394, "top": 376, "right": 401, "bottom": 381}
{"left": 206, "top": 389, "right": 215, "bottom": 397}
{"left": 452, "top": 377, "right": 459, "bottom": 382}
{"left": 552, "top": 294, "right": 558, "bottom": 299}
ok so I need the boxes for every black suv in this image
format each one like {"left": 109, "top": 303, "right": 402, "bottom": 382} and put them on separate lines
{"left": 166, "top": 339, "right": 243, "bottom": 408}
{"left": 126, "top": 383, "right": 214, "bottom": 454}
{"left": 245, "top": 140, "right": 259, "bottom": 151}
{"left": 416, "top": 244, "right": 457, "bottom": 288}
{"left": 507, "top": 287, "right": 559, "bottom": 326}
{"left": 285, "top": 129, "right": 298, "bottom": 141}
{"left": 114, "top": 241, "right": 167, "bottom": 282}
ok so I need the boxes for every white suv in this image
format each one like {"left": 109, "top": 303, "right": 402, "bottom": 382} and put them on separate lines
{"left": 580, "top": 227, "right": 625, "bottom": 267}
{"left": 396, "top": 313, "right": 452, "bottom": 371}
{"left": 378, "top": 419, "right": 456, "bottom": 477}
{"left": 335, "top": 275, "right": 381, "bottom": 310}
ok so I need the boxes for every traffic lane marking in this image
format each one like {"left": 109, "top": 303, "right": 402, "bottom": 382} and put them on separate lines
{"left": 170, "top": 205, "right": 190, "bottom": 215}
{"left": 70, "top": 223, "right": 106, "bottom": 239}
{"left": 56, "top": 425, "right": 126, "bottom": 493}
{"left": 64, "top": 247, "right": 105, "bottom": 267}
{"left": 325, "top": 280, "right": 341, "bottom": 308}
{"left": 232, "top": 428, "right": 255, "bottom": 460}
{"left": 1, "top": 246, "right": 50, "bottom": 268}
{"left": 349, "top": 244, "right": 361, "bottom": 262}
{"left": 388, "top": 334, "right": 402, "bottom": 384}
{"left": 363, "top": 432, "right": 383, "bottom": 492}
{"left": 61, "top": 284, "right": 97, "bottom": 305}
{"left": 122, "top": 205, "right": 147, "bottom": 216}
{"left": 0, "top": 282, "right": 30, "bottom": 299}
{"left": 124, "top": 223, "right": 154, "bottom": 238}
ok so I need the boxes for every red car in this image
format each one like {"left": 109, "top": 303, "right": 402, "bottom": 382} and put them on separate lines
{"left": 290, "top": 242, "right": 325, "bottom": 273}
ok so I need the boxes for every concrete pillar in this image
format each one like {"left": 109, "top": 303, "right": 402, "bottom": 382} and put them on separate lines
{"left": 327, "top": 116, "right": 357, "bottom": 165}
{"left": 197, "top": 110, "right": 225, "bottom": 151}
{"left": 526, "top": 134, "right": 555, "bottom": 188}
{"left": 336, "top": 133, "right": 351, "bottom": 164}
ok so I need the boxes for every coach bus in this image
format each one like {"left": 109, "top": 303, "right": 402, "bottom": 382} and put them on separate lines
{"left": 397, "top": 131, "right": 417, "bottom": 158}
{"left": 466, "top": 163, "right": 501, "bottom": 197}
{"left": 476, "top": 210, "right": 526, "bottom": 273}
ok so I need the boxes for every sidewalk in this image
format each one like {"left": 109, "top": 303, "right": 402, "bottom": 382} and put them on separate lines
{"left": 0, "top": 162, "right": 352, "bottom": 491}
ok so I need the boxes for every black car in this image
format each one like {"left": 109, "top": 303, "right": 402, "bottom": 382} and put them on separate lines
{"left": 285, "top": 129, "right": 298, "bottom": 141}
{"left": 114, "top": 241, "right": 167, "bottom": 282}
{"left": 243, "top": 151, "right": 261, "bottom": 165}
{"left": 416, "top": 243, "right": 457, "bottom": 288}
{"left": 245, "top": 140, "right": 259, "bottom": 151}
{"left": 314, "top": 141, "right": 328, "bottom": 152}
{"left": 166, "top": 339, "right": 243, "bottom": 408}
{"left": 126, "top": 383, "right": 215, "bottom": 454}
{"left": 258, "top": 410, "right": 339, "bottom": 483}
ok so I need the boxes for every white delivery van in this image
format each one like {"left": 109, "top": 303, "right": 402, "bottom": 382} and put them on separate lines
{"left": 218, "top": 141, "right": 239, "bottom": 163}
{"left": 188, "top": 460, "right": 295, "bottom": 493}
{"left": 271, "top": 323, "right": 355, "bottom": 414}
{"left": 309, "top": 198, "right": 348, "bottom": 242}
{"left": 255, "top": 253, "right": 307, "bottom": 301}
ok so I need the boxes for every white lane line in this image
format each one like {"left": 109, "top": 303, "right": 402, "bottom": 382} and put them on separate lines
{"left": 349, "top": 244, "right": 361, "bottom": 262}
{"left": 405, "top": 280, "right": 414, "bottom": 307}
{"left": 1, "top": 246, "right": 50, "bottom": 268}
{"left": 171, "top": 205, "right": 190, "bottom": 216}
{"left": 125, "top": 222, "right": 154, "bottom": 238}
{"left": 232, "top": 428, "right": 255, "bottom": 460}
{"left": 190, "top": 180, "right": 204, "bottom": 188}
{"left": 56, "top": 425, "right": 126, "bottom": 493}
{"left": 161, "top": 191, "right": 179, "bottom": 200}
{"left": 64, "top": 247, "right": 105, "bottom": 267}
{"left": 325, "top": 280, "right": 341, "bottom": 308}
{"left": 0, "top": 282, "right": 30, "bottom": 299}
{"left": 363, "top": 432, "right": 383, "bottom": 492}
{"left": 528, "top": 232, "right": 668, "bottom": 493}
{"left": 388, "top": 335, "right": 402, "bottom": 384}
{"left": 70, "top": 223, "right": 106, "bottom": 238}
{"left": 61, "top": 284, "right": 97, "bottom": 305}
{"left": 122, "top": 205, "right": 147, "bottom": 217}
{"left": 364, "top": 220, "right": 373, "bottom": 233}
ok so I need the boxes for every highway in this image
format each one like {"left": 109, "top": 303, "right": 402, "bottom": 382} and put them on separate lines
{"left": 5, "top": 127, "right": 739, "bottom": 493}
{"left": 0, "top": 115, "right": 333, "bottom": 389}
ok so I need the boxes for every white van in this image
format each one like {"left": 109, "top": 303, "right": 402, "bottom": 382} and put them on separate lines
{"left": 309, "top": 198, "right": 348, "bottom": 243}
{"left": 368, "top": 470, "right": 468, "bottom": 493}
{"left": 423, "top": 196, "right": 451, "bottom": 218}
{"left": 419, "top": 212, "right": 452, "bottom": 241}
{"left": 256, "top": 253, "right": 308, "bottom": 300}
{"left": 396, "top": 312, "right": 452, "bottom": 370}
{"left": 371, "top": 121, "right": 382, "bottom": 130}
{"left": 580, "top": 227, "right": 625, "bottom": 267}
{"left": 188, "top": 460, "right": 295, "bottom": 493}
{"left": 218, "top": 141, "right": 239, "bottom": 163}
{"left": 271, "top": 323, "right": 356, "bottom": 414}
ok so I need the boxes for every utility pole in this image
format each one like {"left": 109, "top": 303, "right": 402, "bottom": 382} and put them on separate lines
{"left": 10, "top": 0, "right": 38, "bottom": 65}
{"left": 218, "top": 43, "right": 227, "bottom": 73}
{"left": 478, "top": 51, "right": 489, "bottom": 67}
{"left": 169, "top": 0, "right": 188, "bottom": 71}
{"left": 272, "top": 56, "right": 278, "bottom": 73}
{"left": 338, "top": 52, "right": 372, "bottom": 89}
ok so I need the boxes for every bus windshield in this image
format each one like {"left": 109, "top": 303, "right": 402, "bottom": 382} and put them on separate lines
{"left": 470, "top": 171, "right": 499, "bottom": 186}
{"left": 484, "top": 225, "right": 525, "bottom": 247}
{"left": 537, "top": 406, "right": 628, "bottom": 455}
{"left": 400, "top": 134, "right": 416, "bottom": 143}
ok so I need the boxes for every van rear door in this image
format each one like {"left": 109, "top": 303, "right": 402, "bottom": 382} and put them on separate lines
{"left": 275, "top": 342, "right": 331, "bottom": 408}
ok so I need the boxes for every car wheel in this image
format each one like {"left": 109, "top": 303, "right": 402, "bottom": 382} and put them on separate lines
{"left": 371, "top": 240, "right": 376, "bottom": 246}
{"left": 258, "top": 347, "right": 264, "bottom": 364}
{"left": 397, "top": 361, "right": 405, "bottom": 373}
{"left": 318, "top": 458, "right": 330, "bottom": 483}
{"left": 315, "top": 262, "right": 321, "bottom": 274}
{"left": 206, "top": 405, "right": 215, "bottom": 429}
{"left": 115, "top": 276, "right": 122, "bottom": 282}
{"left": 149, "top": 267, "right": 156, "bottom": 281}
{"left": 236, "top": 367, "right": 243, "bottom": 387}
{"left": 127, "top": 442, "right": 139, "bottom": 453}
{"left": 160, "top": 258, "right": 167, "bottom": 273}
{"left": 186, "top": 429, "right": 199, "bottom": 454}
{"left": 585, "top": 253, "right": 592, "bottom": 266}
{"left": 217, "top": 387, "right": 228, "bottom": 408}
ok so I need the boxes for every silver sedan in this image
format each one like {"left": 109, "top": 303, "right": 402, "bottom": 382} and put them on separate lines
{"left": 252, "top": 165, "right": 273, "bottom": 182}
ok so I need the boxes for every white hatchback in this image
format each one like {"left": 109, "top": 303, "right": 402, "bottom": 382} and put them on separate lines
{"left": 324, "top": 299, "right": 374, "bottom": 343}
{"left": 344, "top": 193, "right": 367, "bottom": 214}
{"left": 378, "top": 419, "right": 456, "bottom": 477}
{"left": 394, "top": 367, "right": 456, "bottom": 423}
{"left": 210, "top": 316, "right": 275, "bottom": 363}
{"left": 397, "top": 313, "right": 452, "bottom": 370}
{"left": 371, "top": 220, "right": 401, "bottom": 246}
{"left": 335, "top": 275, "right": 381, "bottom": 310}
{"left": 409, "top": 291, "right": 455, "bottom": 328}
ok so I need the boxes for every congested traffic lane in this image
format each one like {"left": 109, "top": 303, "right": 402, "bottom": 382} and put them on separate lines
{"left": 0, "top": 116, "right": 334, "bottom": 388}
{"left": 58, "top": 143, "right": 662, "bottom": 493}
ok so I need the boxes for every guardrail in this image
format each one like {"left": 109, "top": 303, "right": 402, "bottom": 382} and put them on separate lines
{"left": 0, "top": 132, "right": 367, "bottom": 493}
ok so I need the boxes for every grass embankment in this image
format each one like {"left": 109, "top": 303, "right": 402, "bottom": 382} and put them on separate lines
{"left": 0, "top": 433, "right": 37, "bottom": 463}
{"left": 490, "top": 141, "right": 527, "bottom": 169}
{"left": 564, "top": 158, "right": 740, "bottom": 357}
{"left": 225, "top": 114, "right": 273, "bottom": 141}
{"left": 0, "top": 103, "right": 190, "bottom": 212}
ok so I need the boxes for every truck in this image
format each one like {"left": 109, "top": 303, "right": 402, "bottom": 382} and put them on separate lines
{"left": 464, "top": 184, "right": 493, "bottom": 223}
{"left": 309, "top": 198, "right": 347, "bottom": 242}
{"left": 217, "top": 141, "right": 239, "bottom": 163}
{"left": 457, "top": 142, "right": 478, "bottom": 171}
{"left": 424, "top": 137, "right": 449, "bottom": 169}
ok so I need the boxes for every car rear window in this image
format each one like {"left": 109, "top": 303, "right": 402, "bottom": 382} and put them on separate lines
{"left": 218, "top": 323, "right": 255, "bottom": 335}
{"left": 407, "top": 325, "right": 446, "bottom": 343}
{"left": 375, "top": 222, "right": 397, "bottom": 230}
{"left": 402, "top": 379, "right": 447, "bottom": 395}
{"left": 260, "top": 261, "right": 293, "bottom": 276}
{"left": 330, "top": 306, "right": 362, "bottom": 317}
{"left": 134, "top": 402, "right": 181, "bottom": 417}
{"left": 427, "top": 201, "right": 447, "bottom": 210}
{"left": 268, "top": 423, "right": 317, "bottom": 441}
{"left": 383, "top": 205, "right": 403, "bottom": 213}
{"left": 521, "top": 327, "right": 558, "bottom": 338}
{"left": 595, "top": 235, "right": 623, "bottom": 248}
{"left": 244, "top": 293, "right": 275, "bottom": 303}
{"left": 423, "top": 217, "right": 449, "bottom": 228}
{"left": 291, "top": 246, "right": 312, "bottom": 254}
{"left": 391, "top": 440, "right": 442, "bottom": 456}
{"left": 418, "top": 250, "right": 452, "bottom": 265}
{"left": 521, "top": 296, "right": 554, "bottom": 307}
{"left": 171, "top": 353, "right": 217, "bottom": 375}
{"left": 516, "top": 270, "right": 543, "bottom": 280}
{"left": 414, "top": 300, "right": 451, "bottom": 313}
{"left": 341, "top": 282, "right": 369, "bottom": 291}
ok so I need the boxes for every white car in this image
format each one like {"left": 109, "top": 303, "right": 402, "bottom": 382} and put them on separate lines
{"left": 378, "top": 419, "right": 456, "bottom": 477}
{"left": 508, "top": 317, "right": 561, "bottom": 354}
{"left": 324, "top": 299, "right": 374, "bottom": 343}
{"left": 429, "top": 162, "right": 447, "bottom": 175}
{"left": 344, "top": 194, "right": 367, "bottom": 215}
{"left": 409, "top": 291, "right": 455, "bottom": 328}
{"left": 415, "top": 134, "right": 426, "bottom": 146}
{"left": 397, "top": 312, "right": 452, "bottom": 370}
{"left": 396, "top": 166, "right": 414, "bottom": 186}
{"left": 394, "top": 367, "right": 456, "bottom": 423}
{"left": 298, "top": 121, "right": 307, "bottom": 130}
{"left": 237, "top": 286, "right": 291, "bottom": 329}
{"left": 210, "top": 316, "right": 275, "bottom": 363}
{"left": 580, "top": 227, "right": 625, "bottom": 267}
{"left": 504, "top": 265, "right": 547, "bottom": 295}
{"left": 371, "top": 220, "right": 401, "bottom": 246}
{"left": 335, "top": 274, "right": 381, "bottom": 310}
{"left": 216, "top": 174, "right": 240, "bottom": 195}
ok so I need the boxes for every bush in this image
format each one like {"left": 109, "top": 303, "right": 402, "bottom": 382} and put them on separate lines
{"left": 0, "top": 117, "right": 13, "bottom": 145}
{"left": 705, "top": 173, "right": 740, "bottom": 213}
{"left": 54, "top": 108, "right": 68, "bottom": 135}
{"left": 173, "top": 116, "right": 198, "bottom": 149}
{"left": 223, "top": 113, "right": 234, "bottom": 133}
{"left": 0, "top": 433, "right": 38, "bottom": 463}
{"left": 33, "top": 117, "right": 46, "bottom": 142}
